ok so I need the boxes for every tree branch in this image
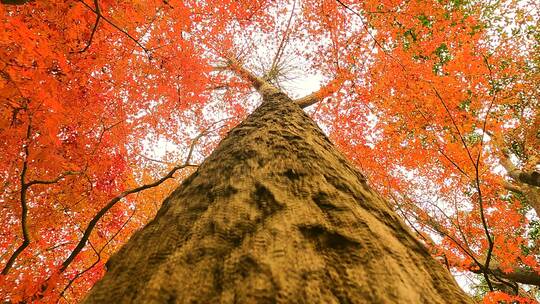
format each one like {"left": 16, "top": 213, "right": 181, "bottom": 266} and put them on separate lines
{"left": 58, "top": 127, "right": 211, "bottom": 272}
{"left": 294, "top": 77, "right": 345, "bottom": 108}
{"left": 414, "top": 107, "right": 471, "bottom": 179}
{"left": 501, "top": 154, "right": 540, "bottom": 188}
{"left": 432, "top": 87, "right": 476, "bottom": 168}
{"left": 503, "top": 181, "right": 523, "bottom": 194}
{"left": 78, "top": 0, "right": 150, "bottom": 56}
{"left": 2, "top": 123, "right": 32, "bottom": 275}
{"left": 0, "top": 125, "right": 78, "bottom": 274}
{"left": 0, "top": 0, "right": 34, "bottom": 4}
{"left": 333, "top": 0, "right": 407, "bottom": 71}
{"left": 1, "top": 129, "right": 79, "bottom": 276}
{"left": 220, "top": 55, "right": 281, "bottom": 99}
{"left": 472, "top": 72, "right": 497, "bottom": 291}
{"left": 265, "top": 0, "right": 296, "bottom": 83}
{"left": 470, "top": 262, "right": 540, "bottom": 287}
{"left": 58, "top": 209, "right": 135, "bottom": 299}
{"left": 73, "top": 0, "right": 101, "bottom": 53}
{"left": 26, "top": 171, "right": 80, "bottom": 187}
{"left": 223, "top": 56, "right": 266, "bottom": 90}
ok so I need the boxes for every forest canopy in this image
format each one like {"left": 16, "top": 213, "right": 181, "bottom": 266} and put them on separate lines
{"left": 0, "top": 0, "right": 538, "bottom": 302}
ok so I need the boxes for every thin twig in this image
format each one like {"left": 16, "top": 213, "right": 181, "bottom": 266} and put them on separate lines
{"left": 58, "top": 209, "right": 136, "bottom": 300}
{"left": 432, "top": 87, "right": 476, "bottom": 167}
{"left": 78, "top": 0, "right": 150, "bottom": 57}
{"left": 415, "top": 107, "right": 471, "bottom": 179}
{"left": 334, "top": 0, "right": 406, "bottom": 71}
{"left": 266, "top": 0, "right": 296, "bottom": 83}
{"left": 74, "top": 0, "right": 101, "bottom": 53}
{"left": 26, "top": 171, "right": 80, "bottom": 187}
{"left": 472, "top": 54, "right": 498, "bottom": 291}
{"left": 137, "top": 153, "right": 174, "bottom": 165}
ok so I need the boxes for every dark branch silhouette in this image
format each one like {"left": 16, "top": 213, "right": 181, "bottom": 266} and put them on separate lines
{"left": 78, "top": 0, "right": 150, "bottom": 57}
{"left": 74, "top": 0, "right": 101, "bottom": 53}
{"left": 59, "top": 209, "right": 136, "bottom": 299}
{"left": 59, "top": 124, "right": 218, "bottom": 272}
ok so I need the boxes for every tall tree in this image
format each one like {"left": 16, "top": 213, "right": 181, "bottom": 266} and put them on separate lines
{"left": 0, "top": 0, "right": 537, "bottom": 302}
{"left": 84, "top": 72, "right": 472, "bottom": 303}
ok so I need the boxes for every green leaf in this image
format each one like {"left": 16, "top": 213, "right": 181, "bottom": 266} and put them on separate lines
{"left": 417, "top": 14, "right": 433, "bottom": 28}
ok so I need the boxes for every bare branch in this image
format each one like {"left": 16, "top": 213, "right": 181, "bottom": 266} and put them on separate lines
{"left": 414, "top": 106, "right": 471, "bottom": 179}
{"left": 1, "top": 156, "right": 79, "bottom": 274}
{"left": 137, "top": 153, "right": 174, "bottom": 165}
{"left": 224, "top": 55, "right": 267, "bottom": 90}
{"left": 72, "top": 0, "right": 101, "bottom": 53}
{"left": 503, "top": 181, "right": 523, "bottom": 193}
{"left": 397, "top": 193, "right": 519, "bottom": 291}
{"left": 59, "top": 166, "right": 196, "bottom": 272}
{"left": 333, "top": 0, "right": 406, "bottom": 71}
{"left": 58, "top": 127, "right": 212, "bottom": 272}
{"left": 471, "top": 54, "right": 499, "bottom": 292}
{"left": 26, "top": 171, "right": 80, "bottom": 187}
{"left": 294, "top": 92, "right": 322, "bottom": 109}
{"left": 265, "top": 0, "right": 296, "bottom": 83}
{"left": 432, "top": 87, "right": 476, "bottom": 168}
{"left": 2, "top": 123, "right": 32, "bottom": 275}
{"left": 58, "top": 209, "right": 136, "bottom": 299}
{"left": 78, "top": 0, "right": 150, "bottom": 57}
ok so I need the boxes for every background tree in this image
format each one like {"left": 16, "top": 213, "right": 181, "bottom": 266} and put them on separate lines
{"left": 0, "top": 0, "right": 538, "bottom": 302}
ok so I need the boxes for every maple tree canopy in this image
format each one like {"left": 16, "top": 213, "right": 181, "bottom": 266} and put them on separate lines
{"left": 0, "top": 0, "right": 538, "bottom": 303}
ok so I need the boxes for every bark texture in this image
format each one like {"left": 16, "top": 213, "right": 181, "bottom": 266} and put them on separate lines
{"left": 84, "top": 91, "right": 472, "bottom": 303}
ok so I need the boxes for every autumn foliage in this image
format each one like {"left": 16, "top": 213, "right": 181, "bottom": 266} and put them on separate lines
{"left": 0, "top": 0, "right": 538, "bottom": 302}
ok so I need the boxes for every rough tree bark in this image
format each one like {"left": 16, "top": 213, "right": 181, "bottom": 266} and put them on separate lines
{"left": 83, "top": 86, "right": 472, "bottom": 303}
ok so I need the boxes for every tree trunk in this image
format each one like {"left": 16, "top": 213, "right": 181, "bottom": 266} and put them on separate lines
{"left": 83, "top": 90, "right": 472, "bottom": 303}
